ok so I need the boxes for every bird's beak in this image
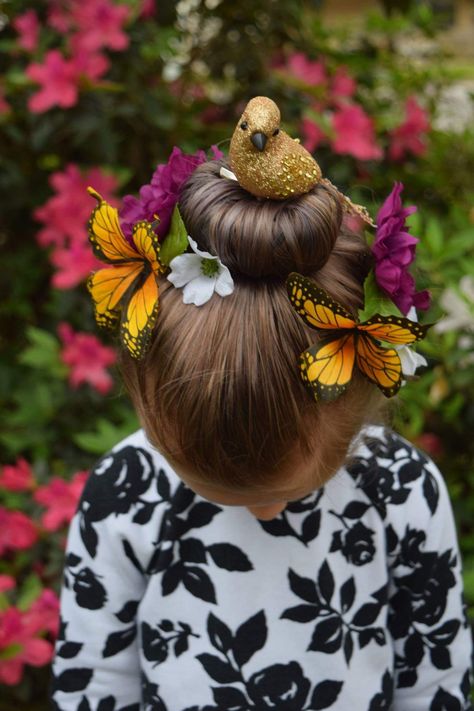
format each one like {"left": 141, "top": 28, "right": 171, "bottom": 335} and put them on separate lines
{"left": 251, "top": 132, "right": 268, "bottom": 151}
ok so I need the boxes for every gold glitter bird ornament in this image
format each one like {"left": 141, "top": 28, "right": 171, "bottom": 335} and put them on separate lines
{"left": 228, "top": 96, "right": 375, "bottom": 227}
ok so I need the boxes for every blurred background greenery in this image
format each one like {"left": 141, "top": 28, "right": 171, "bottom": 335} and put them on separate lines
{"left": 0, "top": 0, "right": 473, "bottom": 707}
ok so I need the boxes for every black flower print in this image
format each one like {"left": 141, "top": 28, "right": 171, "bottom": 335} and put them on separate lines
{"left": 142, "top": 619, "right": 200, "bottom": 666}
{"left": 78, "top": 446, "right": 161, "bottom": 557}
{"left": 329, "top": 503, "right": 376, "bottom": 566}
{"left": 388, "top": 524, "right": 461, "bottom": 688}
{"left": 186, "top": 611, "right": 344, "bottom": 711}
{"left": 281, "top": 560, "right": 387, "bottom": 665}
{"left": 259, "top": 489, "right": 324, "bottom": 544}
{"left": 347, "top": 429, "right": 439, "bottom": 520}
{"left": 141, "top": 671, "right": 168, "bottom": 711}
{"left": 145, "top": 482, "right": 253, "bottom": 604}
{"left": 367, "top": 670, "right": 394, "bottom": 711}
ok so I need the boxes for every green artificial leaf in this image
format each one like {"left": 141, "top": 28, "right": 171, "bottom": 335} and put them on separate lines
{"left": 17, "top": 574, "right": 42, "bottom": 612}
{"left": 159, "top": 205, "right": 189, "bottom": 266}
{"left": 18, "top": 327, "right": 68, "bottom": 379}
{"left": 358, "top": 271, "right": 404, "bottom": 323}
{"left": 74, "top": 413, "right": 139, "bottom": 454}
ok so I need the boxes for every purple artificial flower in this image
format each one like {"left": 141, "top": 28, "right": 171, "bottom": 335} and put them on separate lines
{"left": 119, "top": 144, "right": 223, "bottom": 241}
{"left": 372, "top": 181, "right": 431, "bottom": 315}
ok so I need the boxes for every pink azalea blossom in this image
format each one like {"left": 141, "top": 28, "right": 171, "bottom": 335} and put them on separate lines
{"left": 373, "top": 182, "right": 431, "bottom": 315}
{"left": 50, "top": 241, "right": 101, "bottom": 289}
{"left": 0, "top": 87, "right": 10, "bottom": 114}
{"left": 139, "top": 0, "right": 156, "bottom": 17}
{"left": 389, "top": 95, "right": 430, "bottom": 161}
{"left": 0, "top": 575, "right": 15, "bottom": 593}
{"left": 35, "top": 164, "right": 118, "bottom": 287}
{"left": 22, "top": 589, "right": 60, "bottom": 637}
{"left": 70, "top": 0, "right": 130, "bottom": 53}
{"left": 330, "top": 65, "right": 356, "bottom": 102}
{"left": 0, "top": 607, "right": 54, "bottom": 685}
{"left": 70, "top": 44, "right": 111, "bottom": 81}
{"left": 331, "top": 104, "right": 383, "bottom": 160}
{"left": 0, "top": 508, "right": 38, "bottom": 555}
{"left": 26, "top": 50, "right": 80, "bottom": 112}
{"left": 58, "top": 322, "right": 117, "bottom": 394}
{"left": 13, "top": 9, "right": 40, "bottom": 52}
{"left": 34, "top": 470, "right": 89, "bottom": 531}
{"left": 285, "top": 52, "right": 327, "bottom": 87}
{"left": 301, "top": 116, "right": 326, "bottom": 153}
{"left": 0, "top": 458, "right": 35, "bottom": 492}
{"left": 47, "top": 1, "right": 72, "bottom": 33}
{"left": 120, "top": 145, "right": 223, "bottom": 241}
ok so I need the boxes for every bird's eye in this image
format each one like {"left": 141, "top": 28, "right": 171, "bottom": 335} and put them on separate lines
{"left": 273, "top": 128, "right": 280, "bottom": 136}
{"left": 240, "top": 121, "right": 248, "bottom": 130}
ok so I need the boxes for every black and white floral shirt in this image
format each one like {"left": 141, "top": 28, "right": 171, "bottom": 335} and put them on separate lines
{"left": 50, "top": 427, "right": 473, "bottom": 711}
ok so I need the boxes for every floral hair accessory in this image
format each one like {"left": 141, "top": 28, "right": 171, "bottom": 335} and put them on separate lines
{"left": 168, "top": 236, "right": 234, "bottom": 306}
{"left": 286, "top": 273, "right": 431, "bottom": 401}
{"left": 372, "top": 182, "right": 431, "bottom": 315}
{"left": 119, "top": 145, "right": 223, "bottom": 243}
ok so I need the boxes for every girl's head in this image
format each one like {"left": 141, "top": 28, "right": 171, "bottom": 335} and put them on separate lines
{"left": 119, "top": 159, "right": 384, "bottom": 518}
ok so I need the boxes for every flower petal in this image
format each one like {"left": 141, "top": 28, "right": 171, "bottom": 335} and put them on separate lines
{"left": 167, "top": 254, "right": 202, "bottom": 287}
{"left": 397, "top": 345, "right": 427, "bottom": 377}
{"left": 220, "top": 167, "right": 238, "bottom": 181}
{"left": 187, "top": 235, "right": 216, "bottom": 260}
{"left": 214, "top": 265, "right": 235, "bottom": 297}
{"left": 182, "top": 275, "right": 217, "bottom": 306}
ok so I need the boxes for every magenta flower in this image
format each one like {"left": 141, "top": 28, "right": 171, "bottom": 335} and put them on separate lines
{"left": 70, "top": 0, "right": 130, "bottom": 53}
{"left": 0, "top": 458, "right": 35, "bottom": 492}
{"left": 332, "top": 104, "right": 383, "bottom": 161}
{"left": 34, "top": 164, "right": 118, "bottom": 288}
{"left": 373, "top": 182, "right": 431, "bottom": 315}
{"left": 0, "top": 508, "right": 38, "bottom": 556}
{"left": 26, "top": 50, "right": 80, "bottom": 113}
{"left": 389, "top": 96, "right": 430, "bottom": 161}
{"left": 330, "top": 65, "right": 356, "bottom": 102}
{"left": 34, "top": 470, "right": 88, "bottom": 531}
{"left": 286, "top": 52, "right": 328, "bottom": 87}
{"left": 58, "top": 322, "right": 117, "bottom": 394}
{"left": 0, "top": 87, "right": 10, "bottom": 114}
{"left": 13, "top": 9, "right": 40, "bottom": 52}
{"left": 0, "top": 607, "right": 54, "bottom": 686}
{"left": 120, "top": 145, "right": 223, "bottom": 240}
{"left": 301, "top": 116, "right": 326, "bottom": 153}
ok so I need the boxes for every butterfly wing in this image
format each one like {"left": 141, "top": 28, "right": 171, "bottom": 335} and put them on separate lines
{"left": 131, "top": 220, "right": 164, "bottom": 273}
{"left": 87, "top": 263, "right": 143, "bottom": 329}
{"left": 121, "top": 271, "right": 160, "bottom": 359}
{"left": 287, "top": 273, "right": 356, "bottom": 331}
{"left": 87, "top": 187, "right": 139, "bottom": 264}
{"left": 356, "top": 335, "right": 402, "bottom": 397}
{"left": 300, "top": 334, "right": 356, "bottom": 401}
{"left": 358, "top": 314, "right": 430, "bottom": 345}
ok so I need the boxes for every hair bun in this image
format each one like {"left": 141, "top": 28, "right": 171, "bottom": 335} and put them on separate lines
{"left": 178, "top": 160, "right": 343, "bottom": 279}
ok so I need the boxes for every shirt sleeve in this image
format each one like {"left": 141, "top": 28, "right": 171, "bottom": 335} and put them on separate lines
{"left": 387, "top": 451, "right": 473, "bottom": 711}
{"left": 49, "top": 445, "right": 157, "bottom": 711}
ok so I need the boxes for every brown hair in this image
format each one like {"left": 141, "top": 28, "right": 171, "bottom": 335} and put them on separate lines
{"left": 119, "top": 159, "right": 385, "bottom": 491}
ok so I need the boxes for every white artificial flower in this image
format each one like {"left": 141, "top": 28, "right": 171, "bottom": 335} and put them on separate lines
{"left": 167, "top": 236, "right": 234, "bottom": 306}
{"left": 397, "top": 345, "right": 428, "bottom": 378}
{"left": 219, "top": 166, "right": 238, "bottom": 181}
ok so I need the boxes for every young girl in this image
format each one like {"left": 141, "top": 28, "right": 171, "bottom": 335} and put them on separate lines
{"left": 50, "top": 98, "right": 473, "bottom": 710}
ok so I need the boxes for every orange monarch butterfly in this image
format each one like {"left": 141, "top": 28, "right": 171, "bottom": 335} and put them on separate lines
{"left": 86, "top": 187, "right": 167, "bottom": 359}
{"left": 286, "top": 272, "right": 431, "bottom": 401}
